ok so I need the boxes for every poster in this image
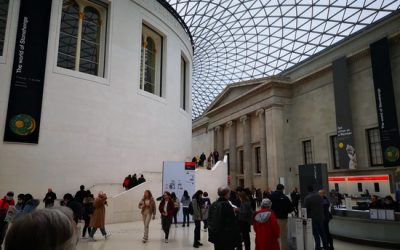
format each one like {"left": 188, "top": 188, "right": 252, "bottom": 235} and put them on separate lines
{"left": 162, "top": 161, "right": 196, "bottom": 222}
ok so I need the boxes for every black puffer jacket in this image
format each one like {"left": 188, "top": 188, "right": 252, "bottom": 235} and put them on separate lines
{"left": 270, "top": 191, "right": 294, "bottom": 219}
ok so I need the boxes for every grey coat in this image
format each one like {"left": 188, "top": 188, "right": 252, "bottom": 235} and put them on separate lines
{"left": 192, "top": 198, "right": 203, "bottom": 221}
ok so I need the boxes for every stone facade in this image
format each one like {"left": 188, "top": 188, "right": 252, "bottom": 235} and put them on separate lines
{"left": 192, "top": 13, "right": 400, "bottom": 192}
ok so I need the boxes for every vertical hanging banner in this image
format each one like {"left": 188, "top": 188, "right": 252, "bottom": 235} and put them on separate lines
{"left": 332, "top": 57, "right": 356, "bottom": 169}
{"left": 3, "top": 0, "right": 52, "bottom": 143}
{"left": 370, "top": 38, "right": 400, "bottom": 167}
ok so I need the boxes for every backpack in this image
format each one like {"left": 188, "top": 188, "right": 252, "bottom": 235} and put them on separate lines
{"left": 207, "top": 200, "right": 223, "bottom": 243}
{"left": 188, "top": 201, "right": 194, "bottom": 215}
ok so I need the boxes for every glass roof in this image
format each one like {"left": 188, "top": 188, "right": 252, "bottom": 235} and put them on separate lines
{"left": 165, "top": 0, "right": 400, "bottom": 119}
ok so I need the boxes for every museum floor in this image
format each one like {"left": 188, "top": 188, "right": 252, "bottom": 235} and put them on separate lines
{"left": 76, "top": 220, "right": 397, "bottom": 250}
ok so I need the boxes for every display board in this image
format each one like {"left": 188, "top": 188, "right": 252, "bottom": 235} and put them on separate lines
{"left": 162, "top": 161, "right": 196, "bottom": 222}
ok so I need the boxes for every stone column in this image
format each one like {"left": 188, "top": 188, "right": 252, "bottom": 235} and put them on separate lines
{"left": 240, "top": 115, "right": 253, "bottom": 188}
{"left": 214, "top": 126, "right": 224, "bottom": 162}
{"left": 265, "top": 106, "right": 285, "bottom": 189}
{"left": 226, "top": 121, "right": 237, "bottom": 188}
{"left": 256, "top": 109, "right": 268, "bottom": 189}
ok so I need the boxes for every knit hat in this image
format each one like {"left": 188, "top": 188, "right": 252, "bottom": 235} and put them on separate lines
{"left": 261, "top": 198, "right": 272, "bottom": 208}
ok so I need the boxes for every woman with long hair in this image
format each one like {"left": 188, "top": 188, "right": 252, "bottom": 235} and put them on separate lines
{"left": 138, "top": 190, "right": 156, "bottom": 243}
{"left": 158, "top": 192, "right": 175, "bottom": 243}
{"left": 181, "top": 190, "right": 191, "bottom": 227}
{"left": 170, "top": 192, "right": 180, "bottom": 227}
{"left": 192, "top": 190, "right": 203, "bottom": 248}
{"left": 89, "top": 192, "right": 110, "bottom": 241}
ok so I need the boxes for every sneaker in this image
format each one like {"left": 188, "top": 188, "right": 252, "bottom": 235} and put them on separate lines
{"left": 196, "top": 242, "right": 203, "bottom": 246}
{"left": 104, "top": 233, "right": 111, "bottom": 239}
{"left": 165, "top": 239, "right": 168, "bottom": 243}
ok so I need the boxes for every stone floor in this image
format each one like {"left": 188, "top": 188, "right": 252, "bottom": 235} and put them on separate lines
{"left": 77, "top": 220, "right": 398, "bottom": 250}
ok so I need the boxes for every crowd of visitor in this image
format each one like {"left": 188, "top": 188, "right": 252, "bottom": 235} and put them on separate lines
{"left": 122, "top": 174, "right": 146, "bottom": 190}
{"left": 1, "top": 182, "right": 399, "bottom": 250}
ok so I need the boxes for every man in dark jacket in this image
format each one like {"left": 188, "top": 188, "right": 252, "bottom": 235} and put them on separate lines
{"left": 63, "top": 193, "right": 83, "bottom": 224}
{"left": 270, "top": 184, "right": 294, "bottom": 250}
{"left": 74, "top": 185, "right": 86, "bottom": 204}
{"left": 208, "top": 185, "right": 240, "bottom": 250}
{"left": 303, "top": 186, "right": 328, "bottom": 250}
{"left": 43, "top": 188, "right": 57, "bottom": 208}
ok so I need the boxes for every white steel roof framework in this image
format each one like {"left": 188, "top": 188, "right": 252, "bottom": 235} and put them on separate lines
{"left": 163, "top": 0, "right": 400, "bottom": 119}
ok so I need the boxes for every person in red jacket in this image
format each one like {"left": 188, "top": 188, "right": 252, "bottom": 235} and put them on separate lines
{"left": 253, "top": 198, "right": 280, "bottom": 250}
{"left": 158, "top": 191, "right": 175, "bottom": 243}
{"left": 0, "top": 191, "right": 15, "bottom": 245}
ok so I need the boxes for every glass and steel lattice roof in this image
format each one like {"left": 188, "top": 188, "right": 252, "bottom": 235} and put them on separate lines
{"left": 164, "top": 0, "right": 400, "bottom": 119}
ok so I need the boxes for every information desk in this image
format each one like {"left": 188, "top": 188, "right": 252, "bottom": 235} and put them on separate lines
{"left": 330, "top": 208, "right": 400, "bottom": 247}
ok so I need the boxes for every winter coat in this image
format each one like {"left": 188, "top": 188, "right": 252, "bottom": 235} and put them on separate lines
{"left": 158, "top": 199, "right": 175, "bottom": 218}
{"left": 253, "top": 208, "right": 280, "bottom": 250}
{"left": 181, "top": 195, "right": 191, "bottom": 207}
{"left": 138, "top": 197, "right": 156, "bottom": 216}
{"left": 238, "top": 200, "right": 253, "bottom": 225}
{"left": 90, "top": 194, "right": 107, "bottom": 228}
{"left": 270, "top": 190, "right": 294, "bottom": 219}
{"left": 192, "top": 198, "right": 203, "bottom": 221}
{"left": 303, "top": 192, "right": 324, "bottom": 221}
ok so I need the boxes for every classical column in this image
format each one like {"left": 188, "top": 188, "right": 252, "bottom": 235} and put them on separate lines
{"left": 214, "top": 126, "right": 224, "bottom": 162}
{"left": 265, "top": 106, "right": 285, "bottom": 190}
{"left": 240, "top": 115, "right": 253, "bottom": 188}
{"left": 226, "top": 121, "right": 237, "bottom": 188}
{"left": 256, "top": 109, "right": 268, "bottom": 189}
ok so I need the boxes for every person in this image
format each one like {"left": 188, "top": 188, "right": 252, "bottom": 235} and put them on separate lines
{"left": 290, "top": 187, "right": 301, "bottom": 217}
{"left": 213, "top": 150, "right": 219, "bottom": 163}
{"left": 199, "top": 152, "right": 206, "bottom": 167}
{"left": 82, "top": 191, "right": 94, "bottom": 238}
{"left": 123, "top": 175, "right": 131, "bottom": 190}
{"left": 303, "top": 186, "right": 328, "bottom": 250}
{"left": 4, "top": 207, "right": 78, "bottom": 250}
{"left": 192, "top": 156, "right": 198, "bottom": 167}
{"left": 89, "top": 192, "right": 110, "bottom": 241}
{"left": 270, "top": 184, "right": 294, "bottom": 250}
{"left": 192, "top": 190, "right": 204, "bottom": 248}
{"left": 74, "top": 185, "right": 86, "bottom": 204}
{"left": 207, "top": 153, "right": 214, "bottom": 168}
{"left": 130, "top": 174, "right": 138, "bottom": 188}
{"left": 369, "top": 195, "right": 383, "bottom": 209}
{"left": 383, "top": 195, "right": 397, "bottom": 211}
{"left": 170, "top": 192, "right": 180, "bottom": 227}
{"left": 253, "top": 198, "right": 280, "bottom": 250}
{"left": 319, "top": 190, "right": 334, "bottom": 250}
{"left": 237, "top": 191, "right": 254, "bottom": 250}
{"left": 181, "top": 190, "right": 191, "bottom": 227}
{"left": 63, "top": 193, "right": 82, "bottom": 224}
{"left": 208, "top": 185, "right": 240, "bottom": 250}
{"left": 202, "top": 191, "right": 211, "bottom": 231}
{"left": 14, "top": 194, "right": 24, "bottom": 212}
{"left": 43, "top": 188, "right": 57, "bottom": 208}
{"left": 395, "top": 185, "right": 400, "bottom": 205}
{"left": 137, "top": 174, "right": 146, "bottom": 185}
{"left": 15, "top": 194, "right": 40, "bottom": 219}
{"left": 0, "top": 191, "right": 15, "bottom": 245}
{"left": 158, "top": 191, "right": 175, "bottom": 243}
{"left": 138, "top": 190, "right": 156, "bottom": 243}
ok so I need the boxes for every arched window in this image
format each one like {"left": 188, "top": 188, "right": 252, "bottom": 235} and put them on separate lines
{"left": 57, "top": 0, "right": 107, "bottom": 77}
{"left": 140, "top": 25, "right": 163, "bottom": 96}
{"left": 0, "top": 0, "right": 10, "bottom": 56}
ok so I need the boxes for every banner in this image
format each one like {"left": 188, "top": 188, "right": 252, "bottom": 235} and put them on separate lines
{"left": 370, "top": 38, "right": 400, "bottom": 167}
{"left": 3, "top": 0, "right": 52, "bottom": 143}
{"left": 162, "top": 161, "right": 196, "bottom": 222}
{"left": 332, "top": 57, "right": 356, "bottom": 169}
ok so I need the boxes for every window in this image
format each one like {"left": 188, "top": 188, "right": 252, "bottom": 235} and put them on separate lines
{"left": 255, "top": 146, "right": 261, "bottom": 174}
{"left": 180, "top": 56, "right": 187, "bottom": 110}
{"left": 0, "top": 0, "right": 9, "bottom": 56}
{"left": 57, "top": 0, "right": 108, "bottom": 77}
{"left": 367, "top": 128, "right": 383, "bottom": 166}
{"left": 303, "top": 140, "right": 313, "bottom": 165}
{"left": 374, "top": 182, "right": 380, "bottom": 192}
{"left": 357, "top": 183, "right": 363, "bottom": 192}
{"left": 239, "top": 150, "right": 244, "bottom": 174}
{"left": 330, "top": 135, "right": 340, "bottom": 169}
{"left": 140, "top": 24, "right": 163, "bottom": 96}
